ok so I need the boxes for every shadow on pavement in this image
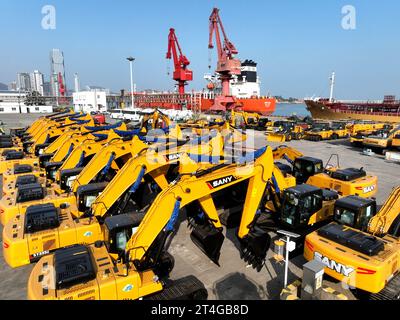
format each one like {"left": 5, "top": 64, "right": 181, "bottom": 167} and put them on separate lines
{"left": 212, "top": 272, "right": 267, "bottom": 300}
{"left": 264, "top": 257, "right": 299, "bottom": 300}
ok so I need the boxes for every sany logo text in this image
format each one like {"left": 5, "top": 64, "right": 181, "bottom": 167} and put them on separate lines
{"left": 314, "top": 252, "right": 354, "bottom": 277}
{"left": 207, "top": 175, "right": 236, "bottom": 189}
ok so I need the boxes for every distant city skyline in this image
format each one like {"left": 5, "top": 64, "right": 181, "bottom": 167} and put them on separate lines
{"left": 1, "top": 0, "right": 399, "bottom": 99}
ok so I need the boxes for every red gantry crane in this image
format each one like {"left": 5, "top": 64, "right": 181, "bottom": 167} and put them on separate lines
{"left": 208, "top": 7, "right": 242, "bottom": 111}
{"left": 166, "top": 28, "right": 193, "bottom": 95}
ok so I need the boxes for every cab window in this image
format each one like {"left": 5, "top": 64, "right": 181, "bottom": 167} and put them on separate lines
{"left": 300, "top": 194, "right": 322, "bottom": 221}
{"left": 334, "top": 208, "right": 355, "bottom": 226}
{"left": 314, "top": 162, "right": 323, "bottom": 173}
{"left": 281, "top": 193, "right": 299, "bottom": 226}
{"left": 357, "top": 205, "right": 375, "bottom": 231}
{"left": 115, "top": 230, "right": 129, "bottom": 252}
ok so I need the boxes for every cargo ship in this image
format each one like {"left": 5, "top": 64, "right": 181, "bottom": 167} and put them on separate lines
{"left": 133, "top": 60, "right": 276, "bottom": 116}
{"left": 305, "top": 73, "right": 400, "bottom": 122}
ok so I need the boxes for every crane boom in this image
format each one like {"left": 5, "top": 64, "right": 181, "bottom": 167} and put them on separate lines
{"left": 166, "top": 28, "right": 193, "bottom": 95}
{"left": 208, "top": 8, "right": 241, "bottom": 111}
{"left": 208, "top": 8, "right": 238, "bottom": 58}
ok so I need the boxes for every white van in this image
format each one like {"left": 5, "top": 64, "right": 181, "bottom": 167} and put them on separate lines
{"left": 122, "top": 109, "right": 143, "bottom": 127}
{"left": 110, "top": 109, "right": 124, "bottom": 119}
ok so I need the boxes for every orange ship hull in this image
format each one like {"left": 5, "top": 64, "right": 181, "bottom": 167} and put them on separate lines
{"left": 201, "top": 97, "right": 276, "bottom": 116}
{"left": 305, "top": 99, "right": 400, "bottom": 123}
{"left": 133, "top": 93, "right": 276, "bottom": 116}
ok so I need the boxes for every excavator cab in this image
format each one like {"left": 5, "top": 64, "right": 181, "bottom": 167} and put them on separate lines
{"left": 292, "top": 156, "right": 324, "bottom": 184}
{"left": 76, "top": 182, "right": 109, "bottom": 213}
{"left": 103, "top": 213, "right": 145, "bottom": 258}
{"left": 59, "top": 167, "right": 85, "bottom": 191}
{"left": 333, "top": 196, "right": 377, "bottom": 232}
{"left": 104, "top": 212, "right": 175, "bottom": 278}
{"left": 280, "top": 184, "right": 324, "bottom": 229}
{"left": 269, "top": 121, "right": 295, "bottom": 135}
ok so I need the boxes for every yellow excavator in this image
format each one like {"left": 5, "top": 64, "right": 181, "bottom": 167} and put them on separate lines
{"left": 393, "top": 134, "right": 400, "bottom": 150}
{"left": 192, "top": 121, "right": 247, "bottom": 145}
{"left": 228, "top": 110, "right": 270, "bottom": 131}
{"left": 1, "top": 131, "right": 113, "bottom": 196}
{"left": 27, "top": 146, "right": 277, "bottom": 300}
{"left": 0, "top": 116, "right": 98, "bottom": 174}
{"left": 38, "top": 122, "right": 127, "bottom": 177}
{"left": 1, "top": 126, "right": 126, "bottom": 197}
{"left": 18, "top": 110, "right": 74, "bottom": 140}
{"left": 348, "top": 122, "right": 391, "bottom": 147}
{"left": 272, "top": 146, "right": 378, "bottom": 198}
{"left": 30, "top": 117, "right": 97, "bottom": 156}
{"left": 23, "top": 110, "right": 74, "bottom": 136}
{"left": 45, "top": 125, "right": 177, "bottom": 192}
{"left": 0, "top": 135, "right": 23, "bottom": 152}
{"left": 22, "top": 113, "right": 94, "bottom": 154}
{"left": 140, "top": 109, "right": 172, "bottom": 133}
{"left": 0, "top": 133, "right": 153, "bottom": 226}
{"left": 304, "top": 186, "right": 400, "bottom": 299}
{"left": 304, "top": 122, "right": 349, "bottom": 141}
{"left": 3, "top": 123, "right": 182, "bottom": 199}
{"left": 3, "top": 134, "right": 224, "bottom": 268}
{"left": 265, "top": 120, "right": 305, "bottom": 142}
{"left": 0, "top": 125, "right": 187, "bottom": 219}
{"left": 54, "top": 132, "right": 122, "bottom": 190}
{"left": 363, "top": 125, "right": 400, "bottom": 154}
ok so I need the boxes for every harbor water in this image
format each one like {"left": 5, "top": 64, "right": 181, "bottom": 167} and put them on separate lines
{"left": 273, "top": 103, "right": 310, "bottom": 117}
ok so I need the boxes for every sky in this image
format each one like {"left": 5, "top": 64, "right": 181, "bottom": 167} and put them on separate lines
{"left": 0, "top": 0, "right": 399, "bottom": 99}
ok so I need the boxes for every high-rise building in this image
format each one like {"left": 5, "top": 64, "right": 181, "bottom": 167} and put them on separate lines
{"left": 8, "top": 81, "right": 17, "bottom": 91}
{"left": 50, "top": 49, "right": 66, "bottom": 97}
{"left": 30, "top": 70, "right": 45, "bottom": 95}
{"left": 43, "top": 82, "right": 51, "bottom": 96}
{"left": 74, "top": 73, "right": 80, "bottom": 92}
{"left": 17, "top": 73, "right": 31, "bottom": 91}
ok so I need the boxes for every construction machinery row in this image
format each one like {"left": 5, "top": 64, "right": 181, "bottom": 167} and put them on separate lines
{"left": 1, "top": 108, "right": 398, "bottom": 301}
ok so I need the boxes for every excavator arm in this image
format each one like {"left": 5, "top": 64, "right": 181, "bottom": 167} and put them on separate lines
{"left": 47, "top": 122, "right": 127, "bottom": 163}
{"left": 30, "top": 119, "right": 95, "bottom": 154}
{"left": 272, "top": 145, "right": 304, "bottom": 164}
{"left": 55, "top": 134, "right": 114, "bottom": 182}
{"left": 90, "top": 134, "right": 224, "bottom": 218}
{"left": 368, "top": 186, "right": 400, "bottom": 236}
{"left": 72, "top": 136, "right": 148, "bottom": 193}
{"left": 126, "top": 146, "right": 274, "bottom": 270}
{"left": 265, "top": 165, "right": 297, "bottom": 212}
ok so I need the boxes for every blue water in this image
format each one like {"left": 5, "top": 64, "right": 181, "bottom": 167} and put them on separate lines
{"left": 273, "top": 103, "right": 310, "bottom": 117}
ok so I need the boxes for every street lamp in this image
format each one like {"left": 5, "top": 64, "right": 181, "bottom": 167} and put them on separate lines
{"left": 127, "top": 56, "right": 135, "bottom": 108}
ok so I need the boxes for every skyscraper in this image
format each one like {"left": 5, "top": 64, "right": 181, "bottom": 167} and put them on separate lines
{"left": 43, "top": 82, "right": 51, "bottom": 96}
{"left": 17, "top": 73, "right": 31, "bottom": 91}
{"left": 74, "top": 73, "right": 80, "bottom": 92}
{"left": 30, "top": 70, "right": 45, "bottom": 95}
{"left": 50, "top": 49, "right": 66, "bottom": 97}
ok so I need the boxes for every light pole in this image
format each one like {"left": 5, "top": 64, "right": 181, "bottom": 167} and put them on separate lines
{"left": 276, "top": 230, "right": 300, "bottom": 288}
{"left": 127, "top": 56, "right": 135, "bottom": 108}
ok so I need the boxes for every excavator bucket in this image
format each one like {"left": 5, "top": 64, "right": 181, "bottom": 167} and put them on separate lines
{"left": 240, "top": 225, "right": 271, "bottom": 271}
{"left": 190, "top": 222, "right": 224, "bottom": 266}
{"left": 266, "top": 133, "right": 286, "bottom": 143}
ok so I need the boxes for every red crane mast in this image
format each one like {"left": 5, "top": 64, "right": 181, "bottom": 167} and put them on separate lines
{"left": 58, "top": 72, "right": 66, "bottom": 97}
{"left": 208, "top": 7, "right": 241, "bottom": 111}
{"left": 166, "top": 28, "right": 193, "bottom": 95}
